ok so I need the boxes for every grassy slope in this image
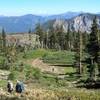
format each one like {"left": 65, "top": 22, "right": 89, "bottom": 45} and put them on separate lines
{"left": 0, "top": 49, "right": 77, "bottom": 87}
{"left": 0, "top": 49, "right": 100, "bottom": 100}
{"left": 23, "top": 49, "right": 75, "bottom": 65}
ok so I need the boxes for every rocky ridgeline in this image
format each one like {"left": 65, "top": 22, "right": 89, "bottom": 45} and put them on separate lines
{"left": 53, "top": 13, "right": 100, "bottom": 33}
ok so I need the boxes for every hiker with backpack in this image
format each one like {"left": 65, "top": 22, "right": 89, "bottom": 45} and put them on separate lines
{"left": 7, "top": 80, "right": 14, "bottom": 93}
{"left": 16, "top": 80, "right": 24, "bottom": 93}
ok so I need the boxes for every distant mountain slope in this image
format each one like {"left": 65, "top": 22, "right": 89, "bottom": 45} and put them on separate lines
{"left": 0, "top": 12, "right": 80, "bottom": 33}
{"left": 44, "top": 12, "right": 80, "bottom": 20}
{"left": 0, "top": 14, "right": 44, "bottom": 33}
{"left": 44, "top": 13, "right": 100, "bottom": 33}
{"left": 0, "top": 12, "right": 100, "bottom": 33}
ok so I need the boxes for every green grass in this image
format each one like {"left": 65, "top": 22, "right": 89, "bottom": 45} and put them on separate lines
{"left": 0, "top": 80, "right": 7, "bottom": 88}
{"left": 65, "top": 67, "right": 76, "bottom": 74}
{"left": 22, "top": 49, "right": 75, "bottom": 65}
{"left": 23, "top": 49, "right": 48, "bottom": 59}
{"left": 42, "top": 50, "right": 75, "bottom": 65}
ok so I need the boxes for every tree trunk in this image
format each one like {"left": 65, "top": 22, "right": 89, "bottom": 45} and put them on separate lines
{"left": 79, "top": 33, "right": 83, "bottom": 74}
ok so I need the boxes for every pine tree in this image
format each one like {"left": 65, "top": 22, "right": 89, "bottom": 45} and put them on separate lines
{"left": 79, "top": 32, "right": 83, "bottom": 75}
{"left": 74, "top": 31, "right": 83, "bottom": 75}
{"left": 0, "top": 28, "right": 18, "bottom": 70}
{"left": 82, "top": 32, "right": 89, "bottom": 49}
{"left": 97, "top": 29, "right": 100, "bottom": 77}
{"left": 49, "top": 27, "right": 57, "bottom": 49}
{"left": 1, "top": 28, "right": 7, "bottom": 69}
{"left": 66, "top": 28, "right": 74, "bottom": 51}
{"left": 56, "top": 26, "right": 65, "bottom": 50}
{"left": 35, "top": 23, "right": 45, "bottom": 48}
{"left": 64, "top": 33, "right": 69, "bottom": 50}
{"left": 2, "top": 28, "right": 6, "bottom": 54}
{"left": 43, "top": 31, "right": 48, "bottom": 49}
{"left": 85, "top": 16, "right": 100, "bottom": 81}
{"left": 74, "top": 32, "right": 80, "bottom": 74}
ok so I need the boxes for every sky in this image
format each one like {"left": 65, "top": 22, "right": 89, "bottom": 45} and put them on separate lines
{"left": 0, "top": 0, "right": 100, "bottom": 16}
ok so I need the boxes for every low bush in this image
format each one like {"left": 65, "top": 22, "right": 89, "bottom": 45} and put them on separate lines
{"left": 8, "top": 71, "right": 19, "bottom": 80}
{"left": 23, "top": 49, "right": 48, "bottom": 59}
{"left": 25, "top": 65, "right": 41, "bottom": 80}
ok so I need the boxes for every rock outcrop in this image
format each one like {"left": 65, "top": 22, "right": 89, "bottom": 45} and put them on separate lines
{"left": 46, "top": 13, "right": 100, "bottom": 33}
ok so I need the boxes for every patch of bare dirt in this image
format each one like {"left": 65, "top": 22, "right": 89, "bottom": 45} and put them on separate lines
{"left": 28, "top": 58, "right": 65, "bottom": 75}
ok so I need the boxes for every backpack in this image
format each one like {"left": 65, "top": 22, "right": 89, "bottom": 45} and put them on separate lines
{"left": 20, "top": 82, "right": 24, "bottom": 91}
{"left": 16, "top": 83, "right": 22, "bottom": 93}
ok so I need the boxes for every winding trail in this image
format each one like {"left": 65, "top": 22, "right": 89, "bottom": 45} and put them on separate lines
{"left": 27, "top": 58, "right": 65, "bottom": 75}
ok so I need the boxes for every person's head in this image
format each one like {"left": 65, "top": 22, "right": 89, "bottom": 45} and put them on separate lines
{"left": 8, "top": 80, "right": 11, "bottom": 83}
{"left": 16, "top": 80, "right": 20, "bottom": 84}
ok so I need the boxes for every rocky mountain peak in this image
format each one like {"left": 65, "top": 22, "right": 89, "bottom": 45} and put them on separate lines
{"left": 49, "top": 13, "right": 100, "bottom": 33}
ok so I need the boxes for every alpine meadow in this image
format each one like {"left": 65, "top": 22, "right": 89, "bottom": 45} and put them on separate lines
{"left": 0, "top": 0, "right": 100, "bottom": 100}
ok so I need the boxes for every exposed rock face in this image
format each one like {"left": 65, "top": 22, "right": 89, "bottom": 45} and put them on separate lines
{"left": 6, "top": 34, "right": 40, "bottom": 48}
{"left": 49, "top": 13, "right": 100, "bottom": 33}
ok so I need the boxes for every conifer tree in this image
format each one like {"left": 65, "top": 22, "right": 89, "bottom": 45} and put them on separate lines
{"left": 74, "top": 32, "right": 80, "bottom": 74}
{"left": 49, "top": 27, "right": 57, "bottom": 49}
{"left": 67, "top": 28, "right": 71, "bottom": 50}
{"left": 56, "top": 26, "right": 65, "bottom": 50}
{"left": 35, "top": 23, "right": 45, "bottom": 48}
{"left": 2, "top": 28, "right": 6, "bottom": 54}
{"left": 85, "top": 16, "right": 100, "bottom": 80}
{"left": 97, "top": 28, "right": 100, "bottom": 76}
{"left": 74, "top": 31, "right": 83, "bottom": 75}
{"left": 1, "top": 28, "right": 7, "bottom": 69}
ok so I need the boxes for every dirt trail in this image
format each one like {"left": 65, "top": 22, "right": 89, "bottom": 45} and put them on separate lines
{"left": 29, "top": 58, "right": 65, "bottom": 74}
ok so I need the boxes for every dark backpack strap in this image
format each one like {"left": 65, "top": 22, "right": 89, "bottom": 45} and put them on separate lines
{"left": 7, "top": 83, "right": 11, "bottom": 88}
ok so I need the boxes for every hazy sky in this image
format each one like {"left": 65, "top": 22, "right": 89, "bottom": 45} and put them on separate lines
{"left": 0, "top": 0, "right": 100, "bottom": 16}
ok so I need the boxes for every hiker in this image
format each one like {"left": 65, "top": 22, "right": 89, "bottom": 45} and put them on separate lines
{"left": 52, "top": 67, "right": 55, "bottom": 72}
{"left": 7, "top": 80, "right": 14, "bottom": 93}
{"left": 16, "top": 80, "right": 24, "bottom": 93}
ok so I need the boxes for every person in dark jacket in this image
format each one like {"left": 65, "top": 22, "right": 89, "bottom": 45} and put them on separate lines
{"left": 16, "top": 80, "right": 24, "bottom": 93}
{"left": 16, "top": 80, "right": 22, "bottom": 93}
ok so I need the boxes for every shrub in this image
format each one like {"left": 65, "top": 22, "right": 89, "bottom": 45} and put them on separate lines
{"left": 14, "top": 62, "right": 24, "bottom": 72}
{"left": 8, "top": 71, "right": 18, "bottom": 80}
{"left": 32, "top": 68, "right": 41, "bottom": 80}
{"left": 25, "top": 66, "right": 41, "bottom": 80}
